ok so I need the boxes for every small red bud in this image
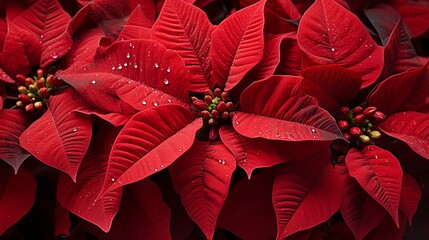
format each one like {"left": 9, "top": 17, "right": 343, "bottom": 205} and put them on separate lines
{"left": 18, "top": 93, "right": 31, "bottom": 103}
{"left": 221, "top": 92, "right": 229, "bottom": 101}
{"left": 15, "top": 101, "right": 24, "bottom": 108}
{"left": 15, "top": 74, "right": 26, "bottom": 85}
{"left": 38, "top": 87, "right": 49, "bottom": 98}
{"left": 339, "top": 106, "right": 349, "bottom": 116}
{"left": 216, "top": 101, "right": 227, "bottom": 112}
{"left": 192, "top": 99, "right": 207, "bottom": 110}
{"left": 45, "top": 75, "right": 62, "bottom": 88}
{"left": 208, "top": 118, "right": 216, "bottom": 126}
{"left": 337, "top": 120, "right": 349, "bottom": 130}
{"left": 35, "top": 79, "right": 45, "bottom": 89}
{"left": 211, "top": 109, "right": 220, "bottom": 119}
{"left": 354, "top": 114, "right": 365, "bottom": 124}
{"left": 204, "top": 89, "right": 214, "bottom": 97}
{"left": 204, "top": 95, "right": 212, "bottom": 104}
{"left": 25, "top": 103, "right": 35, "bottom": 112}
{"left": 342, "top": 132, "right": 351, "bottom": 141}
{"left": 214, "top": 88, "right": 222, "bottom": 98}
{"left": 191, "top": 96, "right": 198, "bottom": 102}
{"left": 226, "top": 102, "right": 234, "bottom": 111}
{"left": 200, "top": 110, "right": 210, "bottom": 119}
{"left": 372, "top": 111, "right": 385, "bottom": 122}
{"left": 229, "top": 112, "right": 235, "bottom": 118}
{"left": 363, "top": 106, "right": 377, "bottom": 118}
{"left": 25, "top": 77, "right": 35, "bottom": 86}
{"left": 221, "top": 111, "right": 229, "bottom": 119}
{"left": 37, "top": 69, "right": 44, "bottom": 79}
{"left": 34, "top": 101, "right": 43, "bottom": 110}
{"left": 353, "top": 106, "right": 363, "bottom": 115}
{"left": 350, "top": 126, "right": 362, "bottom": 137}
{"left": 18, "top": 86, "right": 28, "bottom": 94}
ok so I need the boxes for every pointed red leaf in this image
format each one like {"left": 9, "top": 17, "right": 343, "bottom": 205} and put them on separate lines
{"left": 367, "top": 65, "right": 427, "bottom": 115}
{"left": 19, "top": 90, "right": 92, "bottom": 181}
{"left": 301, "top": 65, "right": 361, "bottom": 113}
{"left": 128, "top": 0, "right": 157, "bottom": 23}
{"left": 275, "top": 33, "right": 303, "bottom": 75}
{"left": 297, "top": 0, "right": 384, "bottom": 87}
{"left": 220, "top": 125, "right": 332, "bottom": 178}
{"left": 0, "top": 21, "right": 41, "bottom": 77}
{"left": 152, "top": 0, "right": 215, "bottom": 91}
{"left": 117, "top": 5, "right": 152, "bottom": 41}
{"left": 13, "top": 0, "right": 72, "bottom": 67}
{"left": 57, "top": 39, "right": 189, "bottom": 114}
{"left": 400, "top": 173, "right": 421, "bottom": 224}
{"left": 235, "top": 75, "right": 343, "bottom": 141}
{"left": 75, "top": 105, "right": 130, "bottom": 126}
{"left": 345, "top": 146, "right": 403, "bottom": 226}
{"left": 0, "top": 165, "right": 36, "bottom": 235}
{"left": 169, "top": 140, "right": 235, "bottom": 240}
{"left": 0, "top": 110, "right": 32, "bottom": 172}
{"left": 101, "top": 105, "right": 202, "bottom": 194}
{"left": 363, "top": 212, "right": 407, "bottom": 240}
{"left": 336, "top": 158, "right": 386, "bottom": 240}
{"left": 365, "top": 4, "right": 422, "bottom": 77}
{"left": 210, "top": 0, "right": 265, "bottom": 90}
{"left": 57, "top": 124, "right": 122, "bottom": 232}
{"left": 234, "top": 34, "right": 285, "bottom": 96}
{"left": 107, "top": 179, "right": 171, "bottom": 240}
{"left": 60, "top": 28, "right": 105, "bottom": 69}
{"left": 378, "top": 111, "right": 429, "bottom": 160}
{"left": 399, "top": 3, "right": 429, "bottom": 38}
{"left": 273, "top": 150, "right": 341, "bottom": 239}
{"left": 217, "top": 170, "right": 277, "bottom": 240}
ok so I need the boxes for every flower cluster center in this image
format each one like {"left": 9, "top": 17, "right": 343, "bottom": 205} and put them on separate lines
{"left": 15, "top": 69, "right": 63, "bottom": 111}
{"left": 337, "top": 106, "right": 385, "bottom": 147}
{"left": 191, "top": 88, "right": 235, "bottom": 126}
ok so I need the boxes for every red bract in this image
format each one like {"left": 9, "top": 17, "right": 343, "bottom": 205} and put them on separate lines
{"left": 1, "top": 0, "right": 429, "bottom": 239}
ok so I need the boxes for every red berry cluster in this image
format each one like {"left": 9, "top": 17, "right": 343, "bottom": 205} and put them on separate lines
{"left": 15, "top": 69, "right": 63, "bottom": 111}
{"left": 191, "top": 88, "right": 235, "bottom": 126}
{"left": 337, "top": 106, "right": 386, "bottom": 146}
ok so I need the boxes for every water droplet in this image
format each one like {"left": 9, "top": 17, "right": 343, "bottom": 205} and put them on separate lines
{"left": 160, "top": 165, "right": 164, "bottom": 168}
{"left": 91, "top": 80, "right": 96, "bottom": 84}
{"left": 73, "top": 127, "right": 78, "bottom": 132}
{"left": 126, "top": 53, "right": 131, "bottom": 58}
{"left": 163, "top": 78, "right": 169, "bottom": 85}
{"left": 154, "top": 168, "right": 158, "bottom": 171}
{"left": 331, "top": 48, "right": 335, "bottom": 52}
{"left": 311, "top": 128, "right": 316, "bottom": 133}
{"left": 167, "top": 99, "right": 173, "bottom": 103}
{"left": 166, "top": 67, "right": 171, "bottom": 73}
{"left": 134, "top": 64, "right": 138, "bottom": 69}
{"left": 124, "top": 63, "right": 128, "bottom": 67}
{"left": 374, "top": 155, "right": 379, "bottom": 159}
{"left": 51, "top": 53, "right": 58, "bottom": 59}
{"left": 118, "top": 64, "right": 123, "bottom": 70}
{"left": 235, "top": 121, "right": 239, "bottom": 125}
{"left": 111, "top": 178, "right": 115, "bottom": 182}
{"left": 40, "top": 34, "right": 44, "bottom": 39}
{"left": 179, "top": 148, "right": 182, "bottom": 152}
{"left": 141, "top": 100, "right": 147, "bottom": 106}
{"left": 112, "top": 66, "right": 116, "bottom": 70}
{"left": 221, "top": 160, "right": 226, "bottom": 165}
{"left": 154, "top": 63, "right": 159, "bottom": 68}
{"left": 153, "top": 100, "right": 159, "bottom": 107}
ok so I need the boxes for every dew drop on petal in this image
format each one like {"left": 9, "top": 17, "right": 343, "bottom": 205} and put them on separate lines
{"left": 126, "top": 53, "right": 131, "bottom": 58}
{"left": 235, "top": 121, "right": 239, "bottom": 125}
{"left": 154, "top": 168, "right": 158, "bottom": 172}
{"left": 331, "top": 48, "right": 335, "bottom": 52}
{"left": 375, "top": 155, "right": 379, "bottom": 159}
{"left": 91, "top": 80, "right": 96, "bottom": 84}
{"left": 73, "top": 127, "right": 78, "bottom": 132}
{"left": 124, "top": 63, "right": 128, "bottom": 67}
{"left": 154, "top": 63, "right": 159, "bottom": 68}
{"left": 166, "top": 67, "right": 171, "bottom": 73}
{"left": 111, "top": 178, "right": 115, "bottom": 182}
{"left": 179, "top": 148, "right": 182, "bottom": 152}
{"left": 134, "top": 64, "right": 138, "bottom": 69}
{"left": 311, "top": 128, "right": 316, "bottom": 133}
{"left": 141, "top": 100, "right": 147, "bottom": 106}
{"left": 163, "top": 78, "right": 169, "bottom": 85}
{"left": 153, "top": 100, "right": 159, "bottom": 107}
{"left": 118, "top": 64, "right": 123, "bottom": 70}
{"left": 51, "top": 53, "right": 58, "bottom": 59}
{"left": 112, "top": 66, "right": 116, "bottom": 70}
{"left": 167, "top": 99, "right": 172, "bottom": 103}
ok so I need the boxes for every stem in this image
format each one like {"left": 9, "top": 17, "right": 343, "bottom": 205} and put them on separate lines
{"left": 5, "top": 95, "right": 18, "bottom": 100}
